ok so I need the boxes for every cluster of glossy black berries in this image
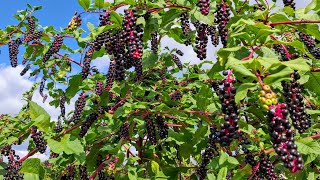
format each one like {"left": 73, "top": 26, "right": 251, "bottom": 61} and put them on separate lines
{"left": 214, "top": 2, "right": 230, "bottom": 47}
{"left": 50, "top": 152, "right": 59, "bottom": 159}
{"left": 27, "top": 16, "right": 35, "bottom": 34}
{"left": 253, "top": 4, "right": 266, "bottom": 11}
{"left": 79, "top": 113, "right": 98, "bottom": 137}
{"left": 60, "top": 92, "right": 66, "bottom": 119}
{"left": 159, "top": 67, "right": 167, "bottom": 82}
{"left": 180, "top": 12, "right": 191, "bottom": 46}
{"left": 43, "top": 35, "right": 64, "bottom": 63}
{"left": 24, "top": 31, "right": 42, "bottom": 42}
{"left": 299, "top": 32, "right": 320, "bottom": 59}
{"left": 145, "top": 119, "right": 157, "bottom": 145}
{"left": 196, "top": 128, "right": 220, "bottom": 180}
{"left": 282, "top": 71, "right": 311, "bottom": 133}
{"left": 8, "top": 38, "right": 23, "bottom": 68}
{"left": 272, "top": 44, "right": 298, "bottom": 61}
{"left": 195, "top": 23, "right": 208, "bottom": 60}
{"left": 197, "top": 0, "right": 210, "bottom": 16}
{"left": 69, "top": 92, "right": 87, "bottom": 124}
{"left": 170, "top": 90, "right": 182, "bottom": 101}
{"left": 79, "top": 165, "right": 89, "bottom": 180}
{"left": 216, "top": 71, "right": 239, "bottom": 146}
{"left": 54, "top": 119, "right": 63, "bottom": 133}
{"left": 61, "top": 165, "right": 75, "bottom": 180}
{"left": 39, "top": 77, "right": 47, "bottom": 98}
{"left": 155, "top": 115, "right": 168, "bottom": 139}
{"left": 105, "top": 61, "right": 116, "bottom": 91}
{"left": 68, "top": 12, "right": 82, "bottom": 31}
{"left": 176, "top": 50, "right": 184, "bottom": 56}
{"left": 30, "top": 126, "right": 47, "bottom": 153}
{"left": 283, "top": 0, "right": 296, "bottom": 9}
{"left": 171, "top": 54, "right": 183, "bottom": 70}
{"left": 267, "top": 104, "right": 304, "bottom": 172}
{"left": 95, "top": 81, "right": 103, "bottom": 96}
{"left": 254, "top": 153, "right": 278, "bottom": 180}
{"left": 20, "top": 64, "right": 31, "bottom": 76}
{"left": 119, "top": 121, "right": 130, "bottom": 140}
{"left": 82, "top": 47, "right": 95, "bottom": 79}
{"left": 123, "top": 9, "right": 143, "bottom": 59}
{"left": 3, "top": 148, "right": 23, "bottom": 180}
{"left": 207, "top": 26, "right": 219, "bottom": 47}
{"left": 97, "top": 154, "right": 107, "bottom": 180}
{"left": 151, "top": 32, "right": 158, "bottom": 54}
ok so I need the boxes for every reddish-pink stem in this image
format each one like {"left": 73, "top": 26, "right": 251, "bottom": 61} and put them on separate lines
{"left": 269, "top": 20, "right": 320, "bottom": 26}
{"left": 270, "top": 35, "right": 291, "bottom": 60}
{"left": 19, "top": 148, "right": 39, "bottom": 162}
{"left": 89, "top": 155, "right": 111, "bottom": 180}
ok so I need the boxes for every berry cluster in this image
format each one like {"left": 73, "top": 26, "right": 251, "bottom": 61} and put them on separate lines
{"left": 159, "top": 67, "right": 167, "bottom": 82}
{"left": 272, "top": 44, "right": 298, "bottom": 61}
{"left": 79, "top": 113, "right": 98, "bottom": 137}
{"left": 254, "top": 153, "right": 278, "bottom": 180}
{"left": 79, "top": 165, "right": 89, "bottom": 180}
{"left": 195, "top": 23, "right": 208, "bottom": 60}
{"left": 216, "top": 71, "right": 239, "bottom": 146}
{"left": 155, "top": 115, "right": 168, "bottom": 139}
{"left": 30, "top": 126, "right": 47, "bottom": 153}
{"left": 176, "top": 50, "right": 184, "bottom": 56}
{"left": 299, "top": 32, "right": 320, "bottom": 59}
{"left": 169, "top": 90, "right": 182, "bottom": 101}
{"left": 151, "top": 32, "right": 159, "bottom": 54}
{"left": 207, "top": 26, "right": 219, "bottom": 47}
{"left": 145, "top": 118, "right": 157, "bottom": 145}
{"left": 39, "top": 77, "right": 47, "bottom": 98}
{"left": 60, "top": 92, "right": 66, "bottom": 119}
{"left": 61, "top": 165, "right": 75, "bottom": 180}
{"left": 69, "top": 92, "right": 87, "bottom": 124}
{"left": 283, "top": 0, "right": 296, "bottom": 9}
{"left": 54, "top": 120, "right": 63, "bottom": 133}
{"left": 119, "top": 121, "right": 130, "bottom": 140}
{"left": 282, "top": 71, "right": 311, "bottom": 133}
{"left": 23, "top": 31, "right": 42, "bottom": 42}
{"left": 180, "top": 12, "right": 191, "bottom": 46}
{"left": 258, "top": 85, "right": 278, "bottom": 110}
{"left": 123, "top": 9, "right": 143, "bottom": 59}
{"left": 171, "top": 54, "right": 183, "bottom": 70}
{"left": 8, "top": 38, "right": 22, "bottom": 68}
{"left": 20, "top": 64, "right": 31, "bottom": 76}
{"left": 82, "top": 47, "right": 95, "bottom": 79}
{"left": 43, "top": 35, "right": 64, "bottom": 63}
{"left": 197, "top": 0, "right": 210, "bottom": 16}
{"left": 27, "top": 16, "right": 35, "bottom": 34}
{"left": 196, "top": 128, "right": 220, "bottom": 180}
{"left": 97, "top": 154, "right": 107, "bottom": 180}
{"left": 105, "top": 60, "right": 116, "bottom": 91}
{"left": 4, "top": 149, "right": 23, "bottom": 180}
{"left": 253, "top": 4, "right": 266, "bottom": 11}
{"left": 214, "top": 2, "right": 230, "bottom": 47}
{"left": 68, "top": 12, "right": 82, "bottom": 31}
{"left": 267, "top": 104, "right": 304, "bottom": 172}
{"left": 95, "top": 81, "right": 103, "bottom": 96}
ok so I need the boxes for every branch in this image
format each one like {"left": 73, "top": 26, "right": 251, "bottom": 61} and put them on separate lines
{"left": 19, "top": 148, "right": 39, "bottom": 162}
{"left": 269, "top": 20, "right": 320, "bottom": 26}
{"left": 89, "top": 155, "right": 111, "bottom": 180}
{"left": 55, "top": 53, "right": 82, "bottom": 67}
{"left": 311, "top": 68, "right": 320, "bottom": 72}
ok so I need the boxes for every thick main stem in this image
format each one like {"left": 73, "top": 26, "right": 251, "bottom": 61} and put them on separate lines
{"left": 269, "top": 20, "right": 320, "bottom": 26}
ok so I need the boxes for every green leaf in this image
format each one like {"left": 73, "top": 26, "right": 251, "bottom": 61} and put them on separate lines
{"left": 264, "top": 66, "right": 293, "bottom": 84}
{"left": 47, "top": 134, "right": 84, "bottom": 155}
{"left": 87, "top": 22, "right": 95, "bottom": 32}
{"left": 227, "top": 156, "right": 239, "bottom": 165}
{"left": 217, "top": 167, "right": 227, "bottom": 180}
{"left": 219, "top": 153, "right": 228, "bottom": 166}
{"left": 304, "top": 72, "right": 320, "bottom": 96}
{"left": 235, "top": 83, "right": 258, "bottom": 104}
{"left": 29, "top": 102, "right": 50, "bottom": 133}
{"left": 151, "top": 160, "right": 160, "bottom": 175}
{"left": 94, "top": 0, "right": 104, "bottom": 9}
{"left": 110, "top": 12, "right": 122, "bottom": 26}
{"left": 207, "top": 174, "right": 216, "bottom": 180}
{"left": 78, "top": 0, "right": 91, "bottom": 10}
{"left": 20, "top": 158, "right": 44, "bottom": 180}
{"left": 66, "top": 74, "right": 82, "bottom": 99}
{"left": 281, "top": 58, "right": 310, "bottom": 71}
{"left": 296, "top": 138, "right": 320, "bottom": 155}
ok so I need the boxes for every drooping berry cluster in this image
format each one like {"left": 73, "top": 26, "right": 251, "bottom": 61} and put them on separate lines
{"left": 68, "top": 12, "right": 82, "bottom": 31}
{"left": 258, "top": 85, "right": 278, "bottom": 110}
{"left": 171, "top": 54, "right": 183, "bottom": 70}
{"left": 119, "top": 121, "right": 130, "bottom": 140}
{"left": 123, "top": 9, "right": 143, "bottom": 59}
{"left": 180, "top": 12, "right": 191, "bottom": 46}
{"left": 151, "top": 32, "right": 159, "bottom": 54}
{"left": 79, "top": 113, "right": 98, "bottom": 137}
{"left": 283, "top": 0, "right": 296, "bottom": 9}
{"left": 145, "top": 118, "right": 157, "bottom": 145}
{"left": 282, "top": 71, "right": 311, "bottom": 133}
{"left": 3, "top": 149, "right": 23, "bottom": 180}
{"left": 97, "top": 154, "right": 107, "bottom": 180}
{"left": 195, "top": 23, "right": 208, "bottom": 60}
{"left": 69, "top": 92, "right": 87, "bottom": 124}
{"left": 20, "top": 64, "right": 31, "bottom": 76}
{"left": 254, "top": 153, "right": 278, "bottom": 180}
{"left": 214, "top": 2, "right": 230, "bottom": 47}
{"left": 24, "top": 31, "right": 43, "bottom": 42}
{"left": 95, "top": 81, "right": 103, "bottom": 96}
{"left": 54, "top": 119, "right": 63, "bottom": 133}
{"left": 43, "top": 35, "right": 64, "bottom": 63}
{"left": 155, "top": 115, "right": 168, "bottom": 139}
{"left": 197, "top": 0, "right": 210, "bottom": 16}
{"left": 272, "top": 44, "right": 297, "bottom": 61}
{"left": 39, "top": 77, "right": 47, "bottom": 99}
{"left": 169, "top": 90, "right": 182, "bottom": 101}
{"left": 216, "top": 71, "right": 239, "bottom": 146}
{"left": 8, "top": 38, "right": 22, "bottom": 67}
{"left": 207, "top": 26, "right": 219, "bottom": 47}
{"left": 176, "top": 50, "right": 184, "bottom": 56}
{"left": 27, "top": 16, "right": 35, "bottom": 34}
{"left": 82, "top": 47, "right": 95, "bottom": 79}
{"left": 196, "top": 128, "right": 220, "bottom": 180}
{"left": 299, "top": 32, "right": 320, "bottom": 59}
{"left": 267, "top": 104, "right": 304, "bottom": 172}
{"left": 79, "top": 165, "right": 89, "bottom": 180}
{"left": 105, "top": 60, "right": 116, "bottom": 91}
{"left": 30, "top": 126, "right": 47, "bottom": 153}
{"left": 61, "top": 165, "right": 75, "bottom": 180}
{"left": 60, "top": 92, "right": 66, "bottom": 119}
